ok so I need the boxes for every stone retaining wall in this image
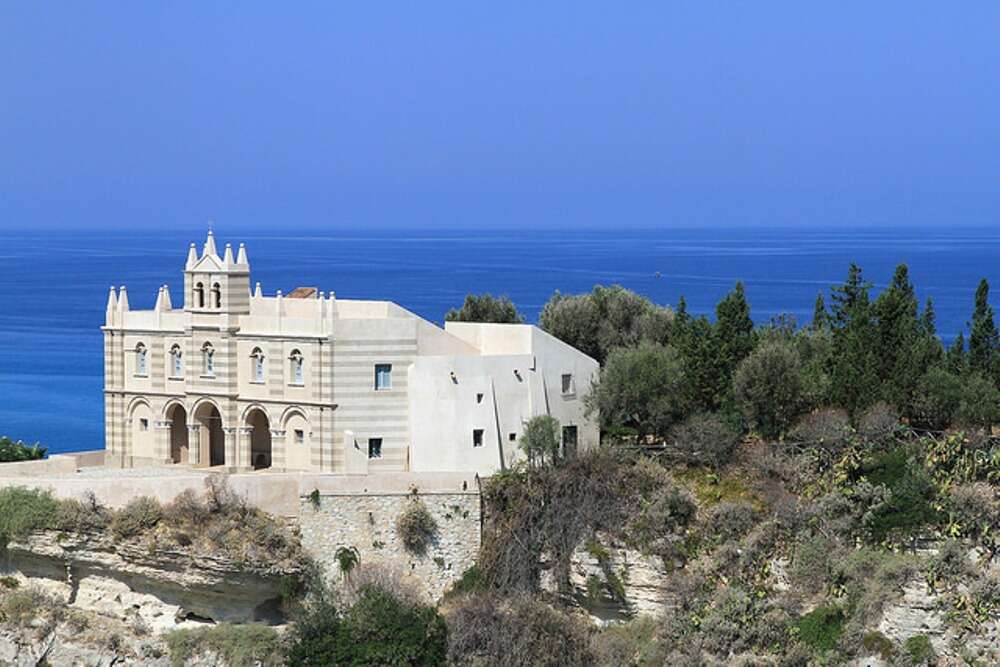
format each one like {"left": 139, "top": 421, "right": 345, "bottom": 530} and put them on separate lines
{"left": 298, "top": 489, "right": 481, "bottom": 601}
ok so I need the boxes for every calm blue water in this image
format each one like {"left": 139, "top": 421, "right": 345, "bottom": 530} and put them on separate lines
{"left": 1, "top": 226, "right": 998, "bottom": 455}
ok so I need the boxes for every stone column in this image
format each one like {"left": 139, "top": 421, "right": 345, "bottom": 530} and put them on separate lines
{"left": 154, "top": 420, "right": 173, "bottom": 464}
{"left": 270, "top": 429, "right": 287, "bottom": 470}
{"left": 187, "top": 425, "right": 201, "bottom": 465}
{"left": 223, "top": 427, "right": 238, "bottom": 469}
{"left": 238, "top": 427, "right": 254, "bottom": 470}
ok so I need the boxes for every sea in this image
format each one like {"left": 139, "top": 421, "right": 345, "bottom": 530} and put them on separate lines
{"left": 1, "top": 225, "right": 998, "bottom": 455}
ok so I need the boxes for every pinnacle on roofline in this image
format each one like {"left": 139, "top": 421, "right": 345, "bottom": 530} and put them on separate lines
{"left": 202, "top": 230, "right": 218, "bottom": 258}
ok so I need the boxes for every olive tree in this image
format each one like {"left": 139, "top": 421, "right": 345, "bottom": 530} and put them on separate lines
{"left": 732, "top": 339, "right": 806, "bottom": 439}
{"left": 445, "top": 293, "right": 524, "bottom": 324}
{"left": 586, "top": 342, "right": 688, "bottom": 442}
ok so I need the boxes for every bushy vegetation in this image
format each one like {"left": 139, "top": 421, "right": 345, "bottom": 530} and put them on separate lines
{"left": 287, "top": 581, "right": 448, "bottom": 666}
{"left": 165, "top": 623, "right": 284, "bottom": 667}
{"left": 445, "top": 293, "right": 524, "bottom": 324}
{"left": 0, "top": 477, "right": 304, "bottom": 571}
{"left": 0, "top": 436, "right": 46, "bottom": 463}
{"left": 395, "top": 498, "right": 438, "bottom": 555}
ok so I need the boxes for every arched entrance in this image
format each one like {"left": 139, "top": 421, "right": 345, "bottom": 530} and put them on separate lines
{"left": 167, "top": 404, "right": 189, "bottom": 464}
{"left": 246, "top": 409, "right": 272, "bottom": 470}
{"left": 194, "top": 402, "right": 225, "bottom": 467}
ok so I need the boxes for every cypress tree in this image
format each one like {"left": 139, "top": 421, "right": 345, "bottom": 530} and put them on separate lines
{"left": 713, "top": 282, "right": 756, "bottom": 408}
{"left": 968, "top": 278, "right": 998, "bottom": 379}
{"left": 946, "top": 332, "right": 967, "bottom": 375}
{"left": 873, "top": 264, "right": 923, "bottom": 411}
{"left": 829, "top": 263, "right": 879, "bottom": 415}
{"left": 811, "top": 292, "right": 828, "bottom": 330}
{"left": 920, "top": 297, "right": 936, "bottom": 336}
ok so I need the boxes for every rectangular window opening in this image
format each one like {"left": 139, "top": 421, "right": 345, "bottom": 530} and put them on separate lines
{"left": 508, "top": 432, "right": 517, "bottom": 442}
{"left": 374, "top": 364, "right": 392, "bottom": 391}
{"left": 473, "top": 429, "right": 484, "bottom": 448}
{"left": 475, "top": 393, "right": 484, "bottom": 404}
{"left": 368, "top": 437, "right": 383, "bottom": 459}
{"left": 561, "top": 373, "right": 574, "bottom": 395}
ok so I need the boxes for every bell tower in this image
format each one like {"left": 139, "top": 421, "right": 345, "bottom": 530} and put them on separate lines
{"left": 183, "top": 231, "right": 251, "bottom": 315}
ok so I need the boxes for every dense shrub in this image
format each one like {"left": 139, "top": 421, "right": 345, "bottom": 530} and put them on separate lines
{"left": 0, "top": 437, "right": 46, "bottom": 463}
{"left": 0, "top": 487, "right": 57, "bottom": 546}
{"left": 480, "top": 450, "right": 695, "bottom": 594}
{"left": 956, "top": 372, "right": 1000, "bottom": 430}
{"left": 165, "top": 623, "right": 284, "bottom": 667}
{"left": 903, "top": 635, "right": 936, "bottom": 665}
{"left": 395, "top": 499, "right": 438, "bottom": 555}
{"left": 855, "top": 448, "right": 942, "bottom": 543}
{"left": 590, "top": 616, "right": 663, "bottom": 666}
{"left": 110, "top": 496, "right": 163, "bottom": 540}
{"left": 856, "top": 402, "right": 899, "bottom": 441}
{"left": 446, "top": 594, "right": 592, "bottom": 667}
{"left": 787, "top": 408, "right": 851, "bottom": 453}
{"left": 54, "top": 493, "right": 111, "bottom": 532}
{"left": 287, "top": 584, "right": 447, "bottom": 666}
{"left": 794, "top": 605, "right": 845, "bottom": 653}
{"left": 668, "top": 412, "right": 741, "bottom": 469}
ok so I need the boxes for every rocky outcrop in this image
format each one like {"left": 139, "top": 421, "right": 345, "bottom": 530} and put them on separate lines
{"left": 2, "top": 530, "right": 298, "bottom": 633}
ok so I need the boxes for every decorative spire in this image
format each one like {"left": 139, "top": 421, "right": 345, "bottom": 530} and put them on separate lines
{"left": 202, "top": 230, "right": 217, "bottom": 258}
{"left": 105, "top": 287, "right": 117, "bottom": 325}
{"left": 185, "top": 243, "right": 198, "bottom": 269}
{"left": 223, "top": 243, "right": 235, "bottom": 266}
{"left": 161, "top": 284, "right": 173, "bottom": 310}
{"left": 237, "top": 243, "right": 248, "bottom": 265}
{"left": 254, "top": 282, "right": 263, "bottom": 298}
{"left": 154, "top": 286, "right": 164, "bottom": 311}
{"left": 117, "top": 285, "right": 129, "bottom": 312}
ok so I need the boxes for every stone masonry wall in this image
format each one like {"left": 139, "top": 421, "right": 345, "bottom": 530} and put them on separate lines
{"left": 298, "top": 490, "right": 481, "bottom": 601}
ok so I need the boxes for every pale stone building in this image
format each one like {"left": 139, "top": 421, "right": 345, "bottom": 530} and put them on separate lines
{"left": 103, "top": 232, "right": 599, "bottom": 475}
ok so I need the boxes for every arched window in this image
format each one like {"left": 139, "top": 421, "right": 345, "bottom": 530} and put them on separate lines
{"left": 212, "top": 283, "right": 222, "bottom": 309}
{"left": 169, "top": 344, "right": 183, "bottom": 378}
{"left": 135, "top": 343, "right": 148, "bottom": 376}
{"left": 289, "top": 349, "right": 304, "bottom": 385}
{"left": 251, "top": 347, "right": 265, "bottom": 383}
{"left": 202, "top": 342, "right": 215, "bottom": 376}
{"left": 194, "top": 282, "right": 205, "bottom": 308}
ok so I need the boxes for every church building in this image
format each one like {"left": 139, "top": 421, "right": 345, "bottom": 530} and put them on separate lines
{"left": 102, "top": 233, "right": 599, "bottom": 475}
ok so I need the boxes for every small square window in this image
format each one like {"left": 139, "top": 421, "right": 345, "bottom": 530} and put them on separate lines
{"left": 374, "top": 364, "right": 392, "bottom": 390}
{"left": 561, "top": 373, "right": 574, "bottom": 395}
{"left": 508, "top": 432, "right": 517, "bottom": 442}
{"left": 139, "top": 418, "right": 149, "bottom": 431}
{"left": 294, "top": 429, "right": 305, "bottom": 445}
{"left": 473, "top": 429, "right": 484, "bottom": 448}
{"left": 368, "top": 437, "right": 383, "bottom": 459}
{"left": 475, "top": 393, "right": 484, "bottom": 404}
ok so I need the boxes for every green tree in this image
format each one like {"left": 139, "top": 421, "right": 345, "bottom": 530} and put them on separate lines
{"left": 587, "top": 342, "right": 688, "bottom": 442}
{"left": 911, "top": 366, "right": 963, "bottom": 430}
{"left": 968, "top": 278, "right": 998, "bottom": 379}
{"left": 445, "top": 293, "right": 524, "bottom": 324}
{"left": 956, "top": 372, "right": 1000, "bottom": 431}
{"left": 828, "top": 263, "right": 879, "bottom": 416}
{"left": 539, "top": 285, "right": 673, "bottom": 364}
{"left": 946, "top": 332, "right": 967, "bottom": 375}
{"left": 872, "top": 264, "right": 926, "bottom": 414}
{"left": 811, "top": 291, "right": 828, "bottom": 330}
{"left": 732, "top": 339, "right": 806, "bottom": 439}
{"left": 712, "top": 282, "right": 756, "bottom": 407}
{"left": 519, "top": 415, "right": 562, "bottom": 467}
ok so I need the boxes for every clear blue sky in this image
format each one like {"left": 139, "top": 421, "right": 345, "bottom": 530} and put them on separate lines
{"left": 2, "top": 3, "right": 998, "bottom": 230}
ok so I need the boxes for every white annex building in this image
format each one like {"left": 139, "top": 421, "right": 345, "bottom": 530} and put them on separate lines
{"left": 102, "top": 233, "right": 599, "bottom": 475}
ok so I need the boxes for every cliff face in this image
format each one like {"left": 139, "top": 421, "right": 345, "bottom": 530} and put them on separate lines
{"left": 0, "top": 530, "right": 297, "bottom": 642}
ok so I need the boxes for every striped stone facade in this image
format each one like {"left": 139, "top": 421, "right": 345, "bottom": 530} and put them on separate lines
{"left": 103, "top": 233, "right": 601, "bottom": 475}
